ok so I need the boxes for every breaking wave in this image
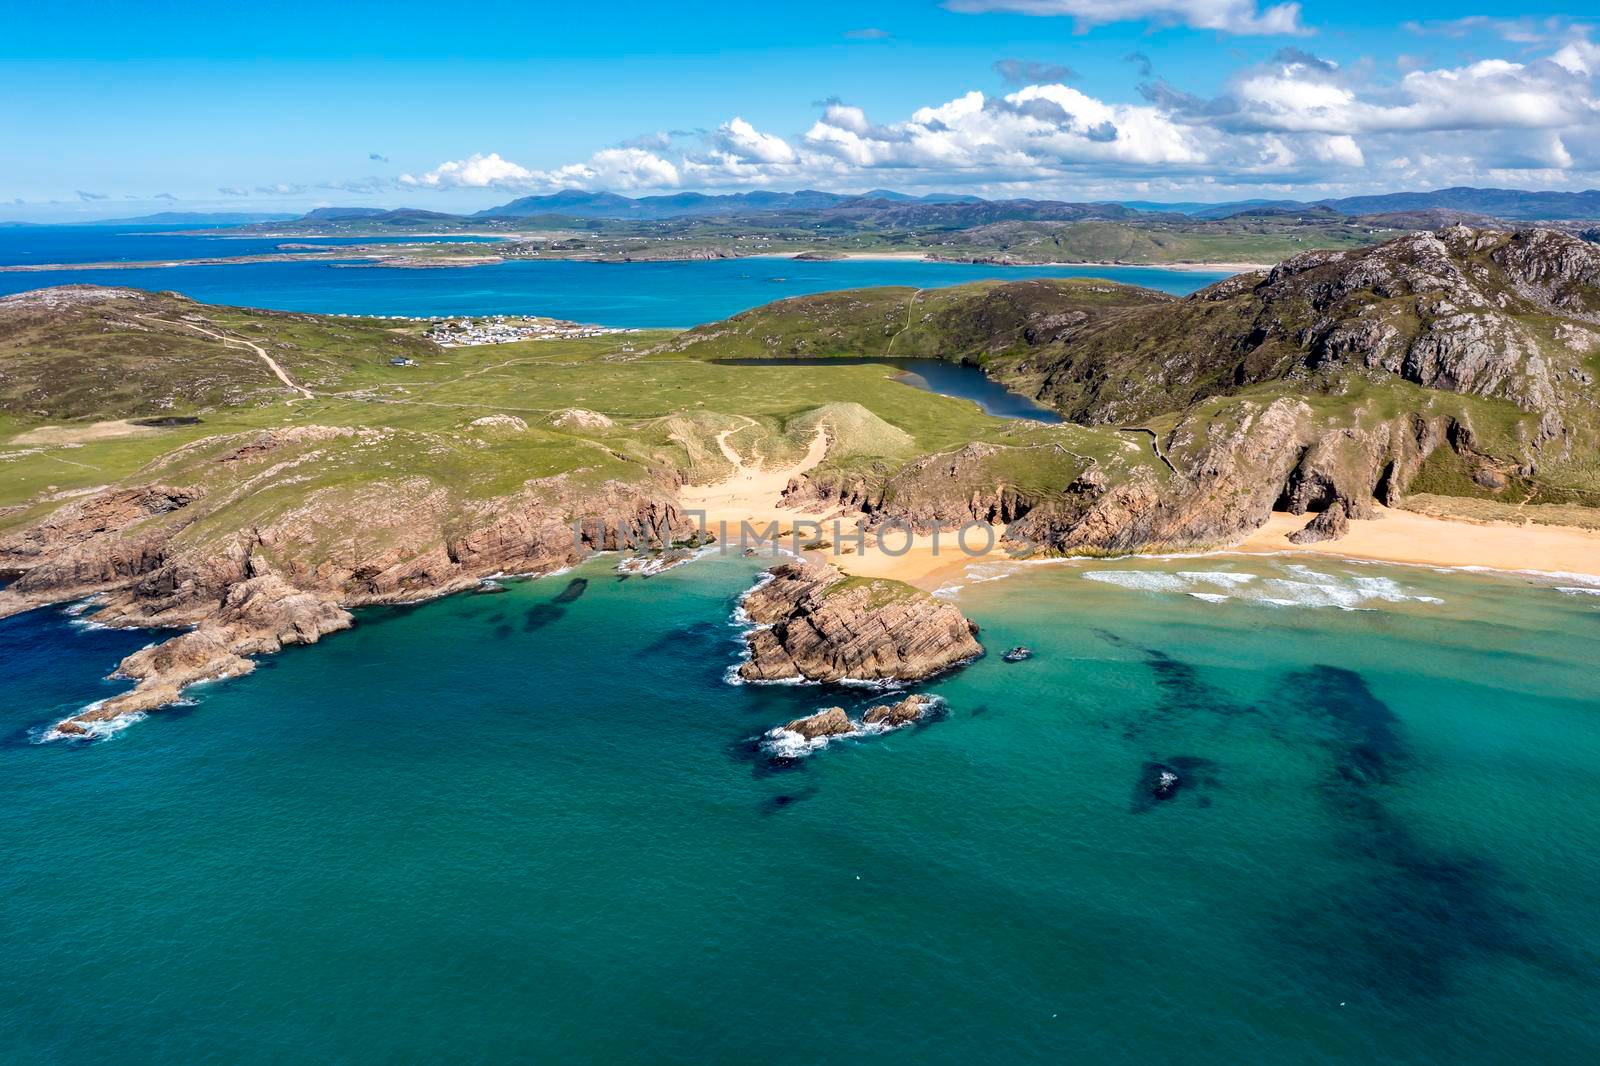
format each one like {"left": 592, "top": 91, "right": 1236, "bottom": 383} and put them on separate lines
{"left": 758, "top": 695, "right": 946, "bottom": 759}
{"left": 1084, "top": 564, "right": 1443, "bottom": 610}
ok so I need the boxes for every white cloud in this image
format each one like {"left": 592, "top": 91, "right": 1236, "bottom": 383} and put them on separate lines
{"left": 1220, "top": 50, "right": 1600, "bottom": 135}
{"left": 400, "top": 152, "right": 537, "bottom": 189}
{"left": 946, "top": 0, "right": 1309, "bottom": 37}
{"left": 712, "top": 118, "right": 798, "bottom": 164}
{"left": 1553, "top": 37, "right": 1600, "bottom": 77}
{"left": 400, "top": 148, "right": 680, "bottom": 192}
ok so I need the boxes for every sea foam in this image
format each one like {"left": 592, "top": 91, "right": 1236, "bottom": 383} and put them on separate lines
{"left": 1084, "top": 563, "right": 1443, "bottom": 610}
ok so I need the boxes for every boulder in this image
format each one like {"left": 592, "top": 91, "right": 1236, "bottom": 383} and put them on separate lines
{"left": 1288, "top": 501, "right": 1351, "bottom": 544}
{"left": 782, "top": 707, "right": 855, "bottom": 740}
{"left": 861, "top": 694, "right": 935, "bottom": 729}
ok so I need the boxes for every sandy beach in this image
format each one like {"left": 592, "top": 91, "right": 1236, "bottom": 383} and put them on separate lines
{"left": 682, "top": 429, "right": 1600, "bottom": 588}
{"left": 1237, "top": 507, "right": 1600, "bottom": 581}
{"left": 677, "top": 424, "right": 991, "bottom": 589}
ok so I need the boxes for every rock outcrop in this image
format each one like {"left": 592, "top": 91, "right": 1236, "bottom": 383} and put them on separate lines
{"left": 782, "top": 706, "right": 855, "bottom": 740}
{"left": 861, "top": 693, "right": 936, "bottom": 728}
{"left": 51, "top": 573, "right": 352, "bottom": 736}
{"left": 736, "top": 562, "right": 981, "bottom": 683}
{"left": 762, "top": 694, "right": 942, "bottom": 758}
{"left": 1288, "top": 502, "right": 1351, "bottom": 544}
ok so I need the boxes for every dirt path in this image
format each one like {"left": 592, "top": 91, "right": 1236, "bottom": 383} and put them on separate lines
{"left": 885, "top": 289, "right": 923, "bottom": 355}
{"left": 141, "top": 315, "right": 315, "bottom": 400}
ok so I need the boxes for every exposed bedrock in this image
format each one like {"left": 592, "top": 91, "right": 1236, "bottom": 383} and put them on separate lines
{"left": 0, "top": 434, "right": 693, "bottom": 733}
{"left": 736, "top": 562, "right": 982, "bottom": 683}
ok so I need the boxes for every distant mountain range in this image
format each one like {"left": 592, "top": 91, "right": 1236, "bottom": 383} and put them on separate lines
{"left": 296, "top": 186, "right": 1600, "bottom": 226}
{"left": 473, "top": 188, "right": 984, "bottom": 220}
{"left": 20, "top": 186, "right": 1591, "bottom": 231}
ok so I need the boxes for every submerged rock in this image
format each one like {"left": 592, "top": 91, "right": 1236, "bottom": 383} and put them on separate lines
{"left": 735, "top": 562, "right": 982, "bottom": 683}
{"left": 552, "top": 577, "right": 590, "bottom": 603}
{"left": 1131, "top": 755, "right": 1220, "bottom": 812}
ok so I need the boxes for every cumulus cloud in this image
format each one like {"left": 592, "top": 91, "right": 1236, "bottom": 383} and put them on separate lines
{"left": 76, "top": 190, "right": 107, "bottom": 201}
{"left": 400, "top": 152, "right": 536, "bottom": 189}
{"left": 994, "top": 59, "right": 1077, "bottom": 85}
{"left": 946, "top": 0, "right": 1309, "bottom": 37}
{"left": 369, "top": 152, "right": 389, "bottom": 163}
{"left": 711, "top": 117, "right": 799, "bottom": 164}
{"left": 217, "top": 186, "right": 249, "bottom": 197}
{"left": 1208, "top": 49, "right": 1600, "bottom": 135}
{"left": 401, "top": 148, "right": 680, "bottom": 192}
{"left": 390, "top": 32, "right": 1600, "bottom": 199}
{"left": 153, "top": 192, "right": 178, "bottom": 201}
{"left": 255, "top": 183, "right": 306, "bottom": 195}
{"left": 844, "top": 28, "right": 891, "bottom": 40}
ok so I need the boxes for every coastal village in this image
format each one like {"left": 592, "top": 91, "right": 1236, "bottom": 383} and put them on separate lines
{"left": 424, "top": 314, "right": 633, "bottom": 347}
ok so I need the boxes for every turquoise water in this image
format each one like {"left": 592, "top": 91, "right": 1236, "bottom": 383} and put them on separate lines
{"left": 4, "top": 554, "right": 1598, "bottom": 1063}
{"left": 0, "top": 248, "right": 1228, "bottom": 327}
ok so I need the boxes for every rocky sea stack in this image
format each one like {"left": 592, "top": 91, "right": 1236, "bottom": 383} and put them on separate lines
{"left": 736, "top": 562, "right": 982, "bottom": 683}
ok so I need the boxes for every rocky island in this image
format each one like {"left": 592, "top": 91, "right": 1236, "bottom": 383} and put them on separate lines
{"left": 735, "top": 562, "right": 982, "bottom": 683}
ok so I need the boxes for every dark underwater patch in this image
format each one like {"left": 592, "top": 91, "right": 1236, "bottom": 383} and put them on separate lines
{"left": 492, "top": 623, "right": 514, "bottom": 640}
{"left": 522, "top": 604, "right": 566, "bottom": 632}
{"left": 1288, "top": 664, "right": 1406, "bottom": 787}
{"left": 552, "top": 578, "right": 589, "bottom": 604}
{"left": 1278, "top": 664, "right": 1558, "bottom": 996}
{"left": 635, "top": 620, "right": 724, "bottom": 659}
{"left": 762, "top": 785, "right": 821, "bottom": 813}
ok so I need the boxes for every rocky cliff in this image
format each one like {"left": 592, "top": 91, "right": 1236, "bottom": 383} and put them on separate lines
{"left": 736, "top": 562, "right": 981, "bottom": 683}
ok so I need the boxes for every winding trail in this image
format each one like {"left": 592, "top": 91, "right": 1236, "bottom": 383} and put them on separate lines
{"left": 885, "top": 288, "right": 923, "bottom": 355}
{"left": 140, "top": 315, "right": 315, "bottom": 400}
{"left": 1121, "top": 427, "right": 1179, "bottom": 476}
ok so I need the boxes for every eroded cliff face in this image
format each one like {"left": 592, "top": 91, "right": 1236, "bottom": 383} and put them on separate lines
{"left": 0, "top": 424, "right": 691, "bottom": 736}
{"left": 736, "top": 562, "right": 982, "bottom": 684}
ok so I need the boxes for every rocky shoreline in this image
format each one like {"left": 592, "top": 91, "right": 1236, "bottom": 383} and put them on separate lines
{"left": 0, "top": 428, "right": 696, "bottom": 738}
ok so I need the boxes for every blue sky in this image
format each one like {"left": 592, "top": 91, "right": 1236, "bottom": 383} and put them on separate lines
{"left": 3, "top": 0, "right": 1597, "bottom": 219}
